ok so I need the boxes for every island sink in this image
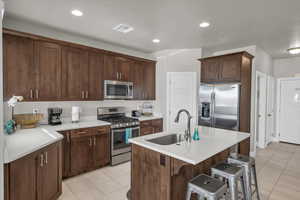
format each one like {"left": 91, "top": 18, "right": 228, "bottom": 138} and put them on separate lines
{"left": 147, "top": 134, "right": 178, "bottom": 145}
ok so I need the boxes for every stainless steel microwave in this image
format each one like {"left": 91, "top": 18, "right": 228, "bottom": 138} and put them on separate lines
{"left": 104, "top": 80, "right": 133, "bottom": 100}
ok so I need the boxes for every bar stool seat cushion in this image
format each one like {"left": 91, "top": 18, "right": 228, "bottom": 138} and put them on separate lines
{"left": 190, "top": 174, "right": 226, "bottom": 194}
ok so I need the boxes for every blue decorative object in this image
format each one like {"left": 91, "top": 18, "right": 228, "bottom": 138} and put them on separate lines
{"left": 4, "top": 120, "right": 16, "bottom": 134}
{"left": 193, "top": 127, "right": 200, "bottom": 141}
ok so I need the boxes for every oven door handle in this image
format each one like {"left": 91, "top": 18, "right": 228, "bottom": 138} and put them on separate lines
{"left": 112, "top": 127, "right": 140, "bottom": 132}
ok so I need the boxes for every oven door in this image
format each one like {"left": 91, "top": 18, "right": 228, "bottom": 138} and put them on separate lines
{"left": 111, "top": 126, "right": 140, "bottom": 156}
{"left": 104, "top": 80, "right": 133, "bottom": 99}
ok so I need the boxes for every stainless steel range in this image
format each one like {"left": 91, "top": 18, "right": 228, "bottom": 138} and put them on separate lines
{"left": 97, "top": 107, "right": 140, "bottom": 165}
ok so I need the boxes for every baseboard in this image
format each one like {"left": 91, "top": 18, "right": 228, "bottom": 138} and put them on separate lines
{"left": 250, "top": 151, "right": 256, "bottom": 157}
{"left": 272, "top": 137, "right": 280, "bottom": 142}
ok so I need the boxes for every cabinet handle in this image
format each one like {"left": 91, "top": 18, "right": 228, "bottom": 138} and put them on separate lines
{"left": 89, "top": 138, "right": 92, "bottom": 146}
{"left": 94, "top": 137, "right": 96, "bottom": 146}
{"left": 30, "top": 89, "right": 33, "bottom": 99}
{"left": 120, "top": 73, "right": 122, "bottom": 80}
{"left": 45, "top": 152, "right": 48, "bottom": 164}
{"left": 81, "top": 91, "right": 85, "bottom": 99}
{"left": 117, "top": 72, "right": 119, "bottom": 80}
{"left": 67, "top": 134, "right": 70, "bottom": 143}
{"left": 36, "top": 89, "right": 39, "bottom": 100}
{"left": 40, "top": 154, "right": 44, "bottom": 167}
{"left": 86, "top": 91, "right": 89, "bottom": 99}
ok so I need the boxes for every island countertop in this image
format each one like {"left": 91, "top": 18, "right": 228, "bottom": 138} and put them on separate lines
{"left": 129, "top": 126, "right": 250, "bottom": 165}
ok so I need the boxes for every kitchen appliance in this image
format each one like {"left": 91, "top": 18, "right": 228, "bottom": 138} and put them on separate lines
{"left": 48, "top": 108, "right": 63, "bottom": 125}
{"left": 131, "top": 110, "right": 141, "bottom": 117}
{"left": 198, "top": 83, "right": 240, "bottom": 131}
{"left": 104, "top": 80, "right": 133, "bottom": 100}
{"left": 71, "top": 106, "right": 80, "bottom": 123}
{"left": 141, "top": 102, "right": 154, "bottom": 116}
{"left": 97, "top": 107, "right": 140, "bottom": 165}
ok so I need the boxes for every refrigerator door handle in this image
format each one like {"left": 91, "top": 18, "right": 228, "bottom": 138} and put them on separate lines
{"left": 210, "top": 92, "right": 215, "bottom": 127}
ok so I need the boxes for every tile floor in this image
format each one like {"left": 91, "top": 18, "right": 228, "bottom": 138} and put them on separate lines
{"left": 59, "top": 142, "right": 300, "bottom": 200}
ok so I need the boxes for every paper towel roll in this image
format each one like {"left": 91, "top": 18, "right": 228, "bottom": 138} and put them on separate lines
{"left": 72, "top": 106, "right": 80, "bottom": 123}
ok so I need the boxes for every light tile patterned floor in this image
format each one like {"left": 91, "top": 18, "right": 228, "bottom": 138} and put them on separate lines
{"left": 59, "top": 142, "right": 300, "bottom": 200}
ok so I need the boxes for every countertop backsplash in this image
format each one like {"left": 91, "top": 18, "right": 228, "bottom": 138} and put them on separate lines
{"left": 4, "top": 100, "right": 158, "bottom": 124}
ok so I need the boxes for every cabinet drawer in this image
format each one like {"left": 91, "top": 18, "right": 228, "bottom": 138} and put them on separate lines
{"left": 140, "top": 120, "right": 152, "bottom": 128}
{"left": 93, "top": 126, "right": 110, "bottom": 135}
{"left": 152, "top": 119, "right": 163, "bottom": 127}
{"left": 140, "top": 127, "right": 154, "bottom": 136}
{"left": 70, "top": 128, "right": 93, "bottom": 138}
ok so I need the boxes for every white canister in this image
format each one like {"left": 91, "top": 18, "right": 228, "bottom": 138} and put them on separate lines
{"left": 71, "top": 106, "right": 80, "bottom": 123}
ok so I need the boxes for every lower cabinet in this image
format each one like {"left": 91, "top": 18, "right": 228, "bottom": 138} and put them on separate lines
{"left": 4, "top": 141, "right": 62, "bottom": 200}
{"left": 60, "top": 126, "right": 110, "bottom": 178}
{"left": 140, "top": 119, "right": 163, "bottom": 136}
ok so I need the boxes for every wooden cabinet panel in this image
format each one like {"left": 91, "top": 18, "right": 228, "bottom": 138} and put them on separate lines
{"left": 115, "top": 56, "right": 131, "bottom": 81}
{"left": 70, "top": 135, "right": 93, "bottom": 175}
{"left": 61, "top": 46, "right": 88, "bottom": 100}
{"left": 103, "top": 54, "right": 118, "bottom": 81}
{"left": 40, "top": 143, "right": 62, "bottom": 200}
{"left": 3, "top": 34, "right": 35, "bottom": 101}
{"left": 140, "top": 127, "right": 154, "bottom": 136}
{"left": 87, "top": 51, "right": 104, "bottom": 100}
{"left": 219, "top": 54, "right": 241, "bottom": 82}
{"left": 35, "top": 41, "right": 62, "bottom": 101}
{"left": 130, "top": 61, "right": 144, "bottom": 100}
{"left": 93, "top": 133, "right": 110, "bottom": 167}
{"left": 59, "top": 131, "right": 70, "bottom": 178}
{"left": 7, "top": 152, "right": 39, "bottom": 200}
{"left": 143, "top": 62, "right": 156, "bottom": 100}
{"left": 200, "top": 59, "right": 220, "bottom": 83}
{"left": 140, "top": 119, "right": 163, "bottom": 135}
{"left": 152, "top": 119, "right": 163, "bottom": 133}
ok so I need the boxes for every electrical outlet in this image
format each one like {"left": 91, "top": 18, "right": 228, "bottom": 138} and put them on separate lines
{"left": 33, "top": 109, "right": 39, "bottom": 114}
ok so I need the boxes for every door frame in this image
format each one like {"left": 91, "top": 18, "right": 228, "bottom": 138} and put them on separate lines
{"left": 166, "top": 72, "right": 197, "bottom": 132}
{"left": 254, "top": 71, "right": 268, "bottom": 149}
{"left": 265, "top": 75, "right": 275, "bottom": 145}
{"left": 275, "top": 77, "right": 300, "bottom": 141}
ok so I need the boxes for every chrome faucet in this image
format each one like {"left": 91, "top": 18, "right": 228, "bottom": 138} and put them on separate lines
{"left": 174, "top": 109, "right": 192, "bottom": 143}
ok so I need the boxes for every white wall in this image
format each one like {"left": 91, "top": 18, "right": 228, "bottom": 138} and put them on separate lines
{"left": 273, "top": 57, "right": 300, "bottom": 78}
{"left": 3, "top": 17, "right": 154, "bottom": 60}
{"left": 0, "top": 1, "right": 4, "bottom": 200}
{"left": 211, "top": 45, "right": 273, "bottom": 153}
{"left": 153, "top": 49, "right": 202, "bottom": 130}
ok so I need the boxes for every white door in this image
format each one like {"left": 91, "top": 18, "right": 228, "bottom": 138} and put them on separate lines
{"left": 256, "top": 72, "right": 267, "bottom": 148}
{"left": 266, "top": 76, "right": 275, "bottom": 145}
{"left": 167, "top": 72, "right": 197, "bottom": 133}
{"left": 279, "top": 79, "right": 300, "bottom": 144}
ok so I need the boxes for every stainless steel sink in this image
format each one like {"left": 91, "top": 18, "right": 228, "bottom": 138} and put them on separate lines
{"left": 147, "top": 134, "right": 178, "bottom": 145}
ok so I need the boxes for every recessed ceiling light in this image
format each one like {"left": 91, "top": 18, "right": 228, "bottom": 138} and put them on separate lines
{"left": 199, "top": 22, "right": 210, "bottom": 28}
{"left": 288, "top": 47, "right": 300, "bottom": 55}
{"left": 113, "top": 24, "right": 134, "bottom": 33}
{"left": 71, "top": 9, "right": 83, "bottom": 17}
{"left": 152, "top": 39, "right": 160, "bottom": 43}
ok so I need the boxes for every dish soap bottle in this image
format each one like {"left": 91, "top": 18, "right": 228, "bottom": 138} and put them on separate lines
{"left": 193, "top": 127, "right": 200, "bottom": 141}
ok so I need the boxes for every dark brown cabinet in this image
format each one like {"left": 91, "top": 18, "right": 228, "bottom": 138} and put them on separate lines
{"left": 200, "top": 58, "right": 220, "bottom": 83}
{"left": 35, "top": 41, "right": 62, "bottom": 101}
{"left": 61, "top": 46, "right": 89, "bottom": 100}
{"left": 60, "top": 126, "right": 110, "bottom": 178}
{"left": 3, "top": 30, "right": 156, "bottom": 102}
{"left": 3, "top": 34, "right": 35, "bottom": 101}
{"left": 4, "top": 142, "right": 62, "bottom": 200}
{"left": 140, "top": 119, "right": 163, "bottom": 136}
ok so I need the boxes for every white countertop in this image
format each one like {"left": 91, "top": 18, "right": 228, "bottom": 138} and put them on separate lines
{"left": 132, "top": 115, "right": 163, "bottom": 121}
{"left": 4, "top": 119, "right": 111, "bottom": 164}
{"left": 129, "top": 126, "right": 250, "bottom": 165}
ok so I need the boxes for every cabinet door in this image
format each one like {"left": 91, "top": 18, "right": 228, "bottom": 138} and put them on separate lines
{"left": 87, "top": 51, "right": 104, "bottom": 100}
{"left": 61, "top": 47, "right": 88, "bottom": 100}
{"left": 103, "top": 54, "right": 118, "bottom": 81}
{"left": 140, "top": 127, "right": 154, "bottom": 136}
{"left": 40, "top": 143, "right": 62, "bottom": 200}
{"left": 70, "top": 136, "right": 93, "bottom": 175}
{"left": 130, "top": 61, "right": 144, "bottom": 100}
{"left": 3, "top": 34, "right": 35, "bottom": 101}
{"left": 93, "top": 129, "right": 110, "bottom": 167}
{"left": 35, "top": 41, "right": 62, "bottom": 101}
{"left": 201, "top": 59, "right": 220, "bottom": 83}
{"left": 219, "top": 54, "right": 241, "bottom": 82}
{"left": 59, "top": 131, "right": 70, "bottom": 178}
{"left": 152, "top": 119, "right": 163, "bottom": 133}
{"left": 143, "top": 62, "right": 156, "bottom": 100}
{"left": 115, "top": 56, "right": 131, "bottom": 81}
{"left": 6, "top": 152, "right": 39, "bottom": 200}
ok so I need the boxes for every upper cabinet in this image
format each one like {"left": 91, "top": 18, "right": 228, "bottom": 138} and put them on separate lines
{"left": 3, "top": 34, "right": 35, "bottom": 101}
{"left": 200, "top": 52, "right": 253, "bottom": 83}
{"left": 3, "top": 30, "right": 156, "bottom": 101}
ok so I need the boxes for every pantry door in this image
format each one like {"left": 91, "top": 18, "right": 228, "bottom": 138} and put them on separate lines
{"left": 279, "top": 78, "right": 300, "bottom": 144}
{"left": 167, "top": 72, "right": 197, "bottom": 133}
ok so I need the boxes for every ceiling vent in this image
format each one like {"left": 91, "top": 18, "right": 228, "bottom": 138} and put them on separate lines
{"left": 113, "top": 24, "right": 134, "bottom": 33}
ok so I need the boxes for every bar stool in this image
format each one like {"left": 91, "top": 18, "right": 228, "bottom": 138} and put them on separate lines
{"left": 228, "top": 154, "right": 260, "bottom": 200}
{"left": 186, "top": 174, "right": 227, "bottom": 200}
{"left": 211, "top": 162, "right": 247, "bottom": 200}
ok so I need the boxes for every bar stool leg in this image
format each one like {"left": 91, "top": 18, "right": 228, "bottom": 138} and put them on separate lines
{"left": 229, "top": 177, "right": 238, "bottom": 200}
{"left": 197, "top": 194, "right": 204, "bottom": 200}
{"left": 240, "top": 175, "right": 248, "bottom": 200}
{"left": 252, "top": 164, "right": 261, "bottom": 200}
{"left": 186, "top": 188, "right": 193, "bottom": 200}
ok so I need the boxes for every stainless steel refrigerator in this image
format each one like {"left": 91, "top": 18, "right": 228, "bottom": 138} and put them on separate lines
{"left": 198, "top": 83, "right": 240, "bottom": 131}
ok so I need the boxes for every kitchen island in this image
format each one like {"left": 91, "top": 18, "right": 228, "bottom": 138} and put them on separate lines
{"left": 129, "top": 126, "right": 250, "bottom": 200}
